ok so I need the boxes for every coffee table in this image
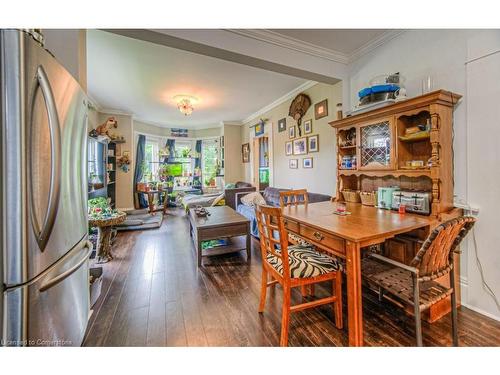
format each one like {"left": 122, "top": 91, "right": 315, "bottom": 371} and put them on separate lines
{"left": 188, "top": 206, "right": 251, "bottom": 267}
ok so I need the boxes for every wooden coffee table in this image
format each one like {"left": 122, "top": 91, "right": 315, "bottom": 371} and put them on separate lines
{"left": 189, "top": 206, "right": 251, "bottom": 267}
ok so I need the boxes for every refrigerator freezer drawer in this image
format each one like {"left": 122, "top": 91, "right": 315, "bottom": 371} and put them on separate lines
{"left": 3, "top": 239, "right": 91, "bottom": 346}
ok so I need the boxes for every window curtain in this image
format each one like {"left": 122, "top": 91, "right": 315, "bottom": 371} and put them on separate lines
{"left": 193, "top": 140, "right": 202, "bottom": 188}
{"left": 134, "top": 134, "right": 148, "bottom": 208}
{"left": 166, "top": 139, "right": 176, "bottom": 163}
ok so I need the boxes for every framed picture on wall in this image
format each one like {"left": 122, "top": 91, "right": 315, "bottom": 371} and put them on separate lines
{"left": 254, "top": 122, "right": 264, "bottom": 137}
{"left": 289, "top": 159, "right": 298, "bottom": 169}
{"left": 242, "top": 143, "right": 250, "bottom": 163}
{"left": 293, "top": 138, "right": 307, "bottom": 155}
{"left": 278, "top": 118, "right": 287, "bottom": 132}
{"left": 289, "top": 125, "right": 296, "bottom": 139}
{"left": 303, "top": 157, "right": 313, "bottom": 168}
{"left": 314, "top": 99, "right": 328, "bottom": 120}
{"left": 285, "top": 141, "right": 293, "bottom": 156}
{"left": 308, "top": 135, "right": 319, "bottom": 153}
{"left": 304, "top": 119, "right": 312, "bottom": 134}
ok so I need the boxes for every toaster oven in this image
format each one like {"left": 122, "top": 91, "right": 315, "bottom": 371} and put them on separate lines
{"left": 391, "top": 191, "right": 431, "bottom": 215}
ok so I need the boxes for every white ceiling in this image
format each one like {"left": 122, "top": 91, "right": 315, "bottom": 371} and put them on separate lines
{"left": 86, "top": 30, "right": 307, "bottom": 129}
{"left": 269, "top": 29, "right": 389, "bottom": 55}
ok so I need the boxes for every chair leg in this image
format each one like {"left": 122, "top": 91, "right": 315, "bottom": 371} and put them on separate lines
{"left": 333, "top": 273, "right": 343, "bottom": 329}
{"left": 300, "top": 285, "right": 308, "bottom": 298}
{"left": 258, "top": 269, "right": 268, "bottom": 313}
{"left": 280, "top": 284, "right": 291, "bottom": 347}
{"left": 450, "top": 270, "right": 459, "bottom": 346}
{"left": 413, "top": 274, "right": 423, "bottom": 347}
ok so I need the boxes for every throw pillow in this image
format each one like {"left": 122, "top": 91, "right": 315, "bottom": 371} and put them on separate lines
{"left": 241, "top": 192, "right": 266, "bottom": 207}
{"left": 225, "top": 183, "right": 236, "bottom": 189}
{"left": 211, "top": 192, "right": 226, "bottom": 206}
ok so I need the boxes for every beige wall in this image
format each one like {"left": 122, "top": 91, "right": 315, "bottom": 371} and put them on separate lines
{"left": 241, "top": 82, "right": 342, "bottom": 195}
{"left": 90, "top": 112, "right": 135, "bottom": 210}
{"left": 223, "top": 124, "right": 244, "bottom": 183}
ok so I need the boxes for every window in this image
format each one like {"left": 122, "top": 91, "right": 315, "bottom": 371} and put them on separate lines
{"left": 144, "top": 138, "right": 160, "bottom": 181}
{"left": 201, "top": 139, "right": 219, "bottom": 187}
{"left": 174, "top": 140, "right": 194, "bottom": 176}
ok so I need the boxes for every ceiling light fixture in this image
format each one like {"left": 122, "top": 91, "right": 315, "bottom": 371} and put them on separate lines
{"left": 173, "top": 95, "right": 198, "bottom": 116}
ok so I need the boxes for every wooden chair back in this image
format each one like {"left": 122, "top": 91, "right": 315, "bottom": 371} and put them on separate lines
{"left": 255, "top": 204, "right": 290, "bottom": 280}
{"left": 411, "top": 216, "right": 476, "bottom": 280}
{"left": 279, "top": 189, "right": 308, "bottom": 208}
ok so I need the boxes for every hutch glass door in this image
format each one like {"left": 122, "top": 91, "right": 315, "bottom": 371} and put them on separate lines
{"left": 358, "top": 119, "right": 393, "bottom": 170}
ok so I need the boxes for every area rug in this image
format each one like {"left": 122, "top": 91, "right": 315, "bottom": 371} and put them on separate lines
{"left": 115, "top": 209, "right": 163, "bottom": 231}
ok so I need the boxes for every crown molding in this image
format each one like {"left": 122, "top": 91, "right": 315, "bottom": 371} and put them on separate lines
{"left": 221, "top": 121, "right": 243, "bottom": 126}
{"left": 99, "top": 107, "right": 135, "bottom": 117}
{"left": 226, "top": 29, "right": 407, "bottom": 66}
{"left": 348, "top": 30, "right": 407, "bottom": 63}
{"left": 242, "top": 80, "right": 317, "bottom": 124}
{"left": 227, "top": 29, "right": 349, "bottom": 64}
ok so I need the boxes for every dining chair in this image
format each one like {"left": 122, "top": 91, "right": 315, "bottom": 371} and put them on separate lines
{"left": 255, "top": 204, "right": 343, "bottom": 346}
{"left": 279, "top": 189, "right": 309, "bottom": 208}
{"left": 362, "top": 216, "right": 476, "bottom": 346}
{"left": 279, "top": 189, "right": 311, "bottom": 247}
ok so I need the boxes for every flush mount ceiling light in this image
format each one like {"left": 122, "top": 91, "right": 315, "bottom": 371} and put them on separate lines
{"left": 173, "top": 95, "right": 198, "bottom": 116}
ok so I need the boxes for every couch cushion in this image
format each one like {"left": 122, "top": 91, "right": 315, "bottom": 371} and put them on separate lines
{"left": 235, "top": 181, "right": 252, "bottom": 188}
{"left": 262, "top": 187, "right": 289, "bottom": 207}
{"left": 241, "top": 191, "right": 266, "bottom": 207}
{"left": 266, "top": 244, "right": 340, "bottom": 278}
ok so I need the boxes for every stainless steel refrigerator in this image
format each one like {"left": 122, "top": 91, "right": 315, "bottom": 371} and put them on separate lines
{"left": 1, "top": 29, "right": 91, "bottom": 346}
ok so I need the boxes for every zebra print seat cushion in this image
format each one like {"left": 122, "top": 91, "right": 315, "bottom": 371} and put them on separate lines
{"left": 266, "top": 244, "right": 340, "bottom": 278}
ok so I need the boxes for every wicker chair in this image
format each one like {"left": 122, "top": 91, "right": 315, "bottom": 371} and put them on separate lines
{"left": 255, "top": 204, "right": 343, "bottom": 346}
{"left": 362, "top": 216, "right": 476, "bottom": 346}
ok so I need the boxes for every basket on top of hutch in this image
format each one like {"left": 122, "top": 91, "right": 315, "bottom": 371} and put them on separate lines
{"left": 330, "top": 89, "right": 461, "bottom": 219}
{"left": 330, "top": 90, "right": 462, "bottom": 323}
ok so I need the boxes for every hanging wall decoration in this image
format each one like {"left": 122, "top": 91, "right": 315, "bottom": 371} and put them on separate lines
{"left": 288, "top": 93, "right": 311, "bottom": 137}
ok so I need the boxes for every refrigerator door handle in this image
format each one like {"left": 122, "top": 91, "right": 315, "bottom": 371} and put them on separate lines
{"left": 29, "top": 65, "right": 62, "bottom": 251}
{"left": 39, "top": 241, "right": 92, "bottom": 293}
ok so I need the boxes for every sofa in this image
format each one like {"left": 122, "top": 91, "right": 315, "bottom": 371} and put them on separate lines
{"left": 235, "top": 187, "right": 331, "bottom": 237}
{"left": 224, "top": 181, "right": 256, "bottom": 210}
{"left": 179, "top": 181, "right": 255, "bottom": 211}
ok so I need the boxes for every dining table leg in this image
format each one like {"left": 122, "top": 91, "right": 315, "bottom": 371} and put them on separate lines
{"left": 346, "top": 241, "right": 364, "bottom": 346}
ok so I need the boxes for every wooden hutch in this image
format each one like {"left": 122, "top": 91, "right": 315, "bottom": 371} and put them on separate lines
{"left": 330, "top": 89, "right": 462, "bottom": 321}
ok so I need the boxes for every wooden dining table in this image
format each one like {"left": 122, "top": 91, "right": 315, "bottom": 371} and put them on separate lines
{"left": 281, "top": 201, "right": 433, "bottom": 346}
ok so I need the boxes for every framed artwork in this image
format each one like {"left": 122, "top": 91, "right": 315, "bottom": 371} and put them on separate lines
{"left": 304, "top": 119, "right": 312, "bottom": 134}
{"left": 171, "top": 128, "right": 189, "bottom": 137}
{"left": 285, "top": 141, "right": 293, "bottom": 156}
{"left": 242, "top": 143, "right": 250, "bottom": 163}
{"left": 123, "top": 150, "right": 130, "bottom": 157}
{"left": 303, "top": 157, "right": 313, "bottom": 168}
{"left": 308, "top": 135, "right": 319, "bottom": 153}
{"left": 289, "top": 159, "right": 298, "bottom": 169}
{"left": 278, "top": 118, "right": 287, "bottom": 132}
{"left": 254, "top": 122, "right": 264, "bottom": 136}
{"left": 293, "top": 138, "right": 307, "bottom": 155}
{"left": 314, "top": 99, "right": 328, "bottom": 120}
{"left": 289, "top": 125, "right": 296, "bottom": 139}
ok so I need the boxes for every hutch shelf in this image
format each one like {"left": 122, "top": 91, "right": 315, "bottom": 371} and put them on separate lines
{"left": 330, "top": 89, "right": 461, "bottom": 219}
{"left": 330, "top": 90, "right": 462, "bottom": 323}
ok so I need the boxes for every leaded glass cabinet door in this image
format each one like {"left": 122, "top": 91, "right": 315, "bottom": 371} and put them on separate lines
{"left": 357, "top": 118, "right": 395, "bottom": 170}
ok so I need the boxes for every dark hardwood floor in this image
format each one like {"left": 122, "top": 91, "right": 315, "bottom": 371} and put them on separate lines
{"left": 84, "top": 208, "right": 500, "bottom": 347}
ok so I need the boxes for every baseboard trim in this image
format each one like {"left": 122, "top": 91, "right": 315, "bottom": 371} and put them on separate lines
{"left": 461, "top": 302, "right": 500, "bottom": 322}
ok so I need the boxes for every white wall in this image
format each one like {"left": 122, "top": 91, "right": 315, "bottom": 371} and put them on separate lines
{"left": 347, "top": 29, "right": 500, "bottom": 320}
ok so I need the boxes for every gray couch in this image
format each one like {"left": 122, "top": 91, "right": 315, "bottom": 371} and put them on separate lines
{"left": 224, "top": 181, "right": 255, "bottom": 210}
{"left": 235, "top": 187, "right": 331, "bottom": 237}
